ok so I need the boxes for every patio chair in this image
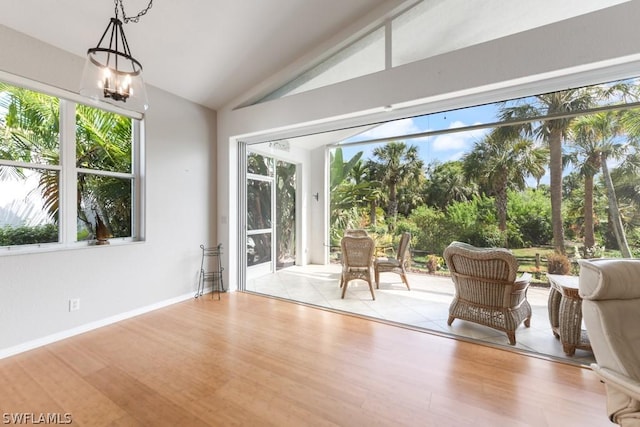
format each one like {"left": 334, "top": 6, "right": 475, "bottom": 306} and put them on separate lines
{"left": 340, "top": 235, "right": 376, "bottom": 300}
{"left": 443, "top": 241, "right": 531, "bottom": 345}
{"left": 339, "top": 229, "right": 370, "bottom": 287}
{"left": 579, "top": 259, "right": 640, "bottom": 427}
{"left": 375, "top": 232, "right": 411, "bottom": 290}
{"left": 344, "top": 229, "right": 369, "bottom": 237}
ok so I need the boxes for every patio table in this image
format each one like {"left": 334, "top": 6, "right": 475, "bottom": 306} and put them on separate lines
{"left": 547, "top": 274, "right": 592, "bottom": 356}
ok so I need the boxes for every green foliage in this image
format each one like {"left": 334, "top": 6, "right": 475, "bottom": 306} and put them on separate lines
{"left": 329, "top": 148, "right": 382, "bottom": 244}
{"left": 423, "top": 160, "right": 477, "bottom": 209}
{"left": 426, "top": 254, "right": 442, "bottom": 273}
{"left": 444, "top": 195, "right": 503, "bottom": 247}
{"left": 578, "top": 244, "right": 605, "bottom": 259}
{"left": 329, "top": 207, "right": 368, "bottom": 246}
{"left": 330, "top": 148, "right": 363, "bottom": 191}
{"left": 507, "top": 188, "right": 553, "bottom": 247}
{"left": 0, "top": 224, "right": 58, "bottom": 246}
{"left": 370, "top": 142, "right": 424, "bottom": 223}
{"left": 276, "top": 160, "right": 296, "bottom": 263}
{"left": 395, "top": 219, "right": 420, "bottom": 240}
{"left": 1, "top": 82, "right": 133, "bottom": 244}
{"left": 407, "top": 206, "right": 448, "bottom": 254}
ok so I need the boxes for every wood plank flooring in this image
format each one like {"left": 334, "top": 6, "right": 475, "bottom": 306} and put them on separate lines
{"left": 0, "top": 292, "right": 610, "bottom": 426}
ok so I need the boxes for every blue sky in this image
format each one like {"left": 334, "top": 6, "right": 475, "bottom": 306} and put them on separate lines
{"left": 341, "top": 103, "right": 495, "bottom": 166}
{"left": 338, "top": 102, "right": 553, "bottom": 186}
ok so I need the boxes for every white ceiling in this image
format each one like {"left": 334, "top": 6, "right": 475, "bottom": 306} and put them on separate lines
{"left": 0, "top": 0, "right": 401, "bottom": 110}
{"left": 0, "top": 0, "right": 630, "bottom": 114}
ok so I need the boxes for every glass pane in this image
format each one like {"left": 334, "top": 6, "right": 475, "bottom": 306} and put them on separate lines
{"left": 247, "top": 152, "right": 274, "bottom": 176}
{"left": 0, "top": 166, "right": 59, "bottom": 246}
{"left": 259, "top": 27, "right": 385, "bottom": 102}
{"left": 0, "top": 82, "right": 60, "bottom": 165}
{"left": 247, "top": 233, "right": 271, "bottom": 267}
{"left": 392, "top": 0, "right": 629, "bottom": 67}
{"left": 276, "top": 161, "right": 296, "bottom": 268}
{"left": 77, "top": 173, "right": 132, "bottom": 242}
{"left": 76, "top": 104, "right": 132, "bottom": 173}
{"left": 247, "top": 178, "right": 271, "bottom": 230}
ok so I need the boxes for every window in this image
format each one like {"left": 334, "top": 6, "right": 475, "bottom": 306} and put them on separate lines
{"left": 258, "top": 27, "right": 385, "bottom": 103}
{"left": 247, "top": 153, "right": 273, "bottom": 267}
{"left": 253, "top": 0, "right": 630, "bottom": 104}
{"left": 0, "top": 80, "right": 143, "bottom": 250}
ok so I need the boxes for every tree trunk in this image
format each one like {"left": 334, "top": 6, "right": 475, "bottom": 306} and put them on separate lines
{"left": 549, "top": 127, "right": 566, "bottom": 254}
{"left": 388, "top": 182, "right": 398, "bottom": 231}
{"left": 602, "top": 156, "right": 632, "bottom": 257}
{"left": 496, "top": 184, "right": 508, "bottom": 247}
{"left": 583, "top": 174, "right": 595, "bottom": 251}
{"left": 369, "top": 199, "right": 377, "bottom": 226}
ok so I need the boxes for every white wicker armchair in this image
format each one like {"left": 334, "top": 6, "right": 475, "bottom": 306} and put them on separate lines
{"left": 443, "top": 241, "right": 532, "bottom": 345}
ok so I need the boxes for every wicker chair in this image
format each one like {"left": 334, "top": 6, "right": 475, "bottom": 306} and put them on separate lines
{"left": 443, "top": 241, "right": 532, "bottom": 345}
{"left": 375, "top": 232, "right": 411, "bottom": 290}
{"left": 579, "top": 259, "right": 640, "bottom": 426}
{"left": 344, "top": 229, "right": 369, "bottom": 237}
{"left": 340, "top": 235, "right": 376, "bottom": 300}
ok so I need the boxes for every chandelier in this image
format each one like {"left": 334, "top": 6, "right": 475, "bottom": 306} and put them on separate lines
{"left": 79, "top": 0, "right": 153, "bottom": 112}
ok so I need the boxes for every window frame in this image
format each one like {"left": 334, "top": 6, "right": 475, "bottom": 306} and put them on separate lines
{"left": 0, "top": 71, "right": 145, "bottom": 254}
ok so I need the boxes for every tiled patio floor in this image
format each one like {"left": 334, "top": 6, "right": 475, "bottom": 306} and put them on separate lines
{"left": 246, "top": 264, "right": 596, "bottom": 366}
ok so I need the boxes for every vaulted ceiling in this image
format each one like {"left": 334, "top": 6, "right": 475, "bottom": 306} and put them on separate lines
{"left": 0, "top": 0, "right": 629, "bottom": 113}
{"left": 0, "top": 0, "right": 402, "bottom": 110}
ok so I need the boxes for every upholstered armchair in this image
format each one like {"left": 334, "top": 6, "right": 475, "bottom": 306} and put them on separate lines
{"left": 579, "top": 259, "right": 640, "bottom": 427}
{"left": 443, "top": 241, "right": 531, "bottom": 345}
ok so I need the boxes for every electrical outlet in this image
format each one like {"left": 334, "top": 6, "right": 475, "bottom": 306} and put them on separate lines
{"left": 69, "top": 298, "right": 80, "bottom": 312}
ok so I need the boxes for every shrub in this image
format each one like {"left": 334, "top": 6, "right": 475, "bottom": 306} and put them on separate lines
{"left": 426, "top": 254, "right": 441, "bottom": 273}
{"left": 407, "top": 206, "right": 449, "bottom": 254}
{"left": 547, "top": 252, "right": 571, "bottom": 275}
{"left": 507, "top": 188, "right": 552, "bottom": 246}
{"left": 579, "top": 244, "right": 604, "bottom": 259}
{"left": 0, "top": 224, "right": 59, "bottom": 246}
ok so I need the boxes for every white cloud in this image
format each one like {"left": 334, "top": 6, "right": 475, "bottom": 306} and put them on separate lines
{"left": 431, "top": 123, "right": 488, "bottom": 152}
{"left": 350, "top": 118, "right": 422, "bottom": 141}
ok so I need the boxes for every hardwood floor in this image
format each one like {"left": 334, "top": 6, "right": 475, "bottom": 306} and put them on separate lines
{"left": 0, "top": 292, "right": 609, "bottom": 426}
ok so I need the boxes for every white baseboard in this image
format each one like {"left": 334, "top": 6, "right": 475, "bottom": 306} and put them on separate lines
{"left": 0, "top": 289, "right": 210, "bottom": 360}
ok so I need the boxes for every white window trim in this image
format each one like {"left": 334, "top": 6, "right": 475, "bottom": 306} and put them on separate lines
{"left": 0, "top": 73, "right": 146, "bottom": 255}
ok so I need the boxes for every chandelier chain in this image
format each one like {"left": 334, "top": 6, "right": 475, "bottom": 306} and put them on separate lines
{"left": 114, "top": 0, "right": 153, "bottom": 24}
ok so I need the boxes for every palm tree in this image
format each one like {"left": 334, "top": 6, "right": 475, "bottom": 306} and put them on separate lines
{"left": 75, "top": 104, "right": 133, "bottom": 238}
{"left": 463, "top": 129, "right": 547, "bottom": 245}
{"left": 1, "top": 84, "right": 61, "bottom": 226}
{"left": 567, "top": 116, "right": 605, "bottom": 251}
{"left": 423, "top": 160, "right": 478, "bottom": 210}
{"left": 1, "top": 82, "right": 133, "bottom": 240}
{"left": 571, "top": 111, "right": 630, "bottom": 256}
{"left": 371, "top": 142, "right": 424, "bottom": 229}
{"left": 575, "top": 111, "right": 633, "bottom": 256}
{"left": 499, "top": 88, "right": 596, "bottom": 253}
{"left": 499, "top": 83, "right": 635, "bottom": 253}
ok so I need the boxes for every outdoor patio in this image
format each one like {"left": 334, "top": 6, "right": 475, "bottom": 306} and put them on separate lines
{"left": 245, "top": 264, "right": 596, "bottom": 366}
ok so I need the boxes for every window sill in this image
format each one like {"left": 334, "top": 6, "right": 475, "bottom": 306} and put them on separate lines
{"left": 0, "top": 238, "right": 145, "bottom": 257}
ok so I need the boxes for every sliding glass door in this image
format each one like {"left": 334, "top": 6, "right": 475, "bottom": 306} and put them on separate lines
{"left": 246, "top": 151, "right": 297, "bottom": 276}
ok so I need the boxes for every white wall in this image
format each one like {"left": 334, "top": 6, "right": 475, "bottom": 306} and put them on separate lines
{"left": 217, "top": 1, "right": 640, "bottom": 290}
{"left": 0, "top": 26, "right": 217, "bottom": 357}
{"left": 309, "top": 146, "right": 328, "bottom": 265}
